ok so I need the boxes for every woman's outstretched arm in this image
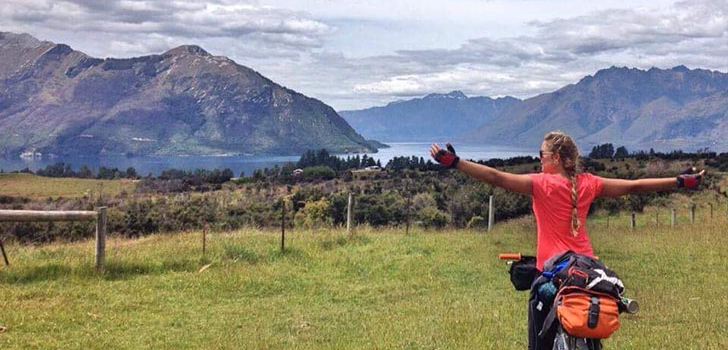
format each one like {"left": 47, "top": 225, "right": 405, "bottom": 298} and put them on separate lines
{"left": 430, "top": 143, "right": 532, "bottom": 194}
{"left": 600, "top": 170, "right": 705, "bottom": 197}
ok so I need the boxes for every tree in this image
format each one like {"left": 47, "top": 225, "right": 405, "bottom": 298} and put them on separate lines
{"left": 221, "top": 168, "right": 234, "bottom": 182}
{"left": 615, "top": 146, "right": 629, "bottom": 158}
{"left": 365, "top": 156, "right": 376, "bottom": 167}
{"left": 36, "top": 162, "right": 75, "bottom": 177}
{"left": 78, "top": 165, "right": 94, "bottom": 178}
{"left": 97, "top": 166, "right": 121, "bottom": 179}
{"left": 125, "top": 167, "right": 139, "bottom": 179}
{"left": 589, "top": 143, "right": 614, "bottom": 159}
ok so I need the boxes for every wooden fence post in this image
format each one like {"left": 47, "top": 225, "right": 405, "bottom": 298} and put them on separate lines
{"left": 405, "top": 192, "right": 412, "bottom": 235}
{"left": 690, "top": 204, "right": 695, "bottom": 224}
{"left": 671, "top": 208, "right": 676, "bottom": 228}
{"left": 488, "top": 195, "right": 494, "bottom": 232}
{"left": 202, "top": 224, "right": 207, "bottom": 256}
{"left": 450, "top": 196, "right": 455, "bottom": 228}
{"left": 709, "top": 203, "right": 713, "bottom": 220}
{"left": 95, "top": 207, "right": 107, "bottom": 270}
{"left": 347, "top": 193, "right": 353, "bottom": 234}
{"left": 630, "top": 212, "right": 636, "bottom": 230}
{"left": 281, "top": 200, "right": 286, "bottom": 252}
{"left": 0, "top": 239, "right": 8, "bottom": 266}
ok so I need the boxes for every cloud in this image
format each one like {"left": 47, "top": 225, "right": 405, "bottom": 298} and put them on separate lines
{"left": 0, "top": 0, "right": 726, "bottom": 111}
{"left": 307, "top": 0, "right": 727, "bottom": 109}
{"left": 0, "top": 0, "right": 333, "bottom": 58}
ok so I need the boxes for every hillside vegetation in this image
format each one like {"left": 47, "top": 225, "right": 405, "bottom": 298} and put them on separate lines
{"left": 0, "top": 173, "right": 136, "bottom": 199}
{"left": 1, "top": 151, "right": 725, "bottom": 243}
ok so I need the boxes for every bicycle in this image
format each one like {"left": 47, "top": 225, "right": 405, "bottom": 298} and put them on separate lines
{"left": 499, "top": 253, "right": 639, "bottom": 350}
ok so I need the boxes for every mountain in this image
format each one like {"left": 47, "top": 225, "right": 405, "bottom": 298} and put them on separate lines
{"left": 465, "top": 66, "right": 728, "bottom": 151}
{"left": 339, "top": 91, "right": 520, "bottom": 141}
{"left": 0, "top": 32, "right": 375, "bottom": 157}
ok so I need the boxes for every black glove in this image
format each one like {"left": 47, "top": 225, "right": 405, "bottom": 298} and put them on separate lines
{"left": 676, "top": 167, "right": 702, "bottom": 189}
{"left": 433, "top": 142, "right": 460, "bottom": 169}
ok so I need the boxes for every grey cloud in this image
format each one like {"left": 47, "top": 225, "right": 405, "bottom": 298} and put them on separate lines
{"left": 533, "top": 1, "right": 727, "bottom": 56}
{"left": 393, "top": 0, "right": 726, "bottom": 70}
{"left": 302, "top": 0, "right": 727, "bottom": 109}
{"left": 1, "top": 0, "right": 332, "bottom": 53}
{"left": 1, "top": 0, "right": 726, "bottom": 111}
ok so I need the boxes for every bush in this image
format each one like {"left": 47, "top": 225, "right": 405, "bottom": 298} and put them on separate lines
{"left": 294, "top": 198, "right": 332, "bottom": 229}
{"left": 419, "top": 206, "right": 449, "bottom": 228}
{"left": 353, "top": 190, "right": 406, "bottom": 227}
{"left": 302, "top": 166, "right": 336, "bottom": 180}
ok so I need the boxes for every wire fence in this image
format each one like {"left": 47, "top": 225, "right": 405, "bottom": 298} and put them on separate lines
{"left": 1, "top": 191, "right": 726, "bottom": 263}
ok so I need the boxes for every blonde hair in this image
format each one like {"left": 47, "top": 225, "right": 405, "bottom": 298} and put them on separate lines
{"left": 544, "top": 131, "right": 581, "bottom": 236}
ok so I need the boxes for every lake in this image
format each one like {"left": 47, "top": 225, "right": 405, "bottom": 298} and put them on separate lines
{"left": 0, "top": 142, "right": 534, "bottom": 176}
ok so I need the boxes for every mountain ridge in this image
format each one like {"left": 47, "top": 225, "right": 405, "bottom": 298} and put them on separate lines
{"left": 464, "top": 65, "right": 728, "bottom": 150}
{"left": 0, "top": 32, "right": 375, "bottom": 157}
{"left": 342, "top": 65, "right": 728, "bottom": 151}
{"left": 340, "top": 91, "right": 521, "bottom": 141}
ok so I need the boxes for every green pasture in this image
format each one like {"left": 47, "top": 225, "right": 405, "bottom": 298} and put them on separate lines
{"left": 1, "top": 211, "right": 727, "bottom": 349}
{"left": 0, "top": 173, "right": 136, "bottom": 199}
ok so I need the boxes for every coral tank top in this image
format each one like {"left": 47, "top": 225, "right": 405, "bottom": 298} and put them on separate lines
{"left": 529, "top": 172, "right": 603, "bottom": 270}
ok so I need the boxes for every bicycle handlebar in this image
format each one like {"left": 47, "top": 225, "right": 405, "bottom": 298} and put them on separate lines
{"left": 498, "top": 253, "right": 522, "bottom": 260}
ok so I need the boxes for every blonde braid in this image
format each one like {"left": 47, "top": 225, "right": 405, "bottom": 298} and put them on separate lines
{"left": 569, "top": 175, "right": 579, "bottom": 236}
{"left": 544, "top": 131, "right": 581, "bottom": 236}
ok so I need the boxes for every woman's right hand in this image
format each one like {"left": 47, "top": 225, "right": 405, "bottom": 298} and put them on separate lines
{"left": 677, "top": 167, "right": 705, "bottom": 189}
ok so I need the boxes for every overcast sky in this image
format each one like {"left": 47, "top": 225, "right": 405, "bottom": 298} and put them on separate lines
{"left": 2, "top": 0, "right": 727, "bottom": 110}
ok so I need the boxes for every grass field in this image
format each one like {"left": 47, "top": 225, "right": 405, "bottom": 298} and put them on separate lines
{"left": 0, "top": 173, "right": 136, "bottom": 199}
{"left": 1, "top": 210, "right": 726, "bottom": 349}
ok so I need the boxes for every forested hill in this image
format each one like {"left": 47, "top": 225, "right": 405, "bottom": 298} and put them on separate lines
{"left": 0, "top": 32, "right": 375, "bottom": 157}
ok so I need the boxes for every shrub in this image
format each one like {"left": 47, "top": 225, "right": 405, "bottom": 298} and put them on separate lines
{"left": 302, "top": 166, "right": 336, "bottom": 180}
{"left": 294, "top": 198, "right": 332, "bottom": 229}
{"left": 419, "top": 206, "right": 449, "bottom": 228}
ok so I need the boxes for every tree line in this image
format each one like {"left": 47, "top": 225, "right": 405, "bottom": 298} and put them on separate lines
{"left": 5, "top": 146, "right": 728, "bottom": 187}
{"left": 588, "top": 143, "right": 719, "bottom": 161}
{"left": 2, "top": 147, "right": 725, "bottom": 242}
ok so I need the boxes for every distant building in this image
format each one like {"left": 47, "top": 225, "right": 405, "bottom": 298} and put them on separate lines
{"left": 293, "top": 168, "right": 304, "bottom": 176}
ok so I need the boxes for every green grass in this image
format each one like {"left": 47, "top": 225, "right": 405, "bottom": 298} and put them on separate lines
{"left": 0, "top": 173, "right": 136, "bottom": 199}
{"left": 1, "top": 213, "right": 727, "bottom": 349}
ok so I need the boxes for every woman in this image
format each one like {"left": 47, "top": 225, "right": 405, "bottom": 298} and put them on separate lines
{"left": 430, "top": 131, "right": 703, "bottom": 350}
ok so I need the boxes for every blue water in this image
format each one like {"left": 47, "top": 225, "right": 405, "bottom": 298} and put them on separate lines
{"left": 359, "top": 142, "right": 535, "bottom": 164}
{"left": 0, "top": 142, "right": 534, "bottom": 176}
